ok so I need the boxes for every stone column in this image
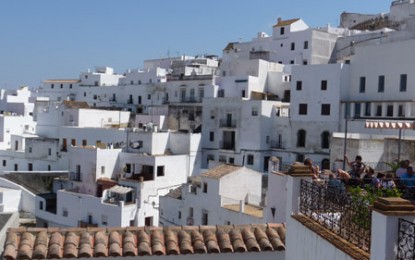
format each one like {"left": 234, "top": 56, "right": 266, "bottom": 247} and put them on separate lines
{"left": 370, "top": 197, "right": 415, "bottom": 260}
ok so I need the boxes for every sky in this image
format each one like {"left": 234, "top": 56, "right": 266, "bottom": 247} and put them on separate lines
{"left": 0, "top": 0, "right": 392, "bottom": 89}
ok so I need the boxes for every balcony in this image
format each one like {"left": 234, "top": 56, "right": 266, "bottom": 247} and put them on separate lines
{"left": 179, "top": 97, "right": 201, "bottom": 103}
{"left": 219, "top": 119, "right": 236, "bottom": 128}
{"left": 249, "top": 51, "right": 270, "bottom": 61}
{"left": 69, "top": 172, "right": 82, "bottom": 182}
{"left": 270, "top": 140, "right": 284, "bottom": 149}
{"left": 220, "top": 141, "right": 235, "bottom": 150}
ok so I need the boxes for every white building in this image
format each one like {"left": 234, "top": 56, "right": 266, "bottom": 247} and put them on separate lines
{"left": 159, "top": 164, "right": 264, "bottom": 227}
{"left": 36, "top": 131, "right": 202, "bottom": 228}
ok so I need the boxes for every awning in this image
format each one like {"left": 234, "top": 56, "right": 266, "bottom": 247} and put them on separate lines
{"left": 108, "top": 185, "right": 133, "bottom": 194}
{"left": 364, "top": 119, "right": 415, "bottom": 161}
{"left": 365, "top": 120, "right": 415, "bottom": 129}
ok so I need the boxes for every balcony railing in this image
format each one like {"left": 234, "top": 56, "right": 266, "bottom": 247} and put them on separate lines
{"left": 179, "top": 97, "right": 202, "bottom": 103}
{"left": 220, "top": 141, "right": 235, "bottom": 150}
{"left": 398, "top": 218, "right": 415, "bottom": 260}
{"left": 69, "top": 172, "right": 82, "bottom": 182}
{"left": 219, "top": 119, "right": 236, "bottom": 128}
{"left": 270, "top": 140, "right": 284, "bottom": 149}
{"left": 299, "top": 179, "right": 371, "bottom": 253}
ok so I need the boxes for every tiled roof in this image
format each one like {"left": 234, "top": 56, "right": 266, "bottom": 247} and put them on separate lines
{"left": 4, "top": 223, "right": 285, "bottom": 259}
{"left": 201, "top": 164, "right": 242, "bottom": 179}
{"left": 273, "top": 18, "right": 300, "bottom": 27}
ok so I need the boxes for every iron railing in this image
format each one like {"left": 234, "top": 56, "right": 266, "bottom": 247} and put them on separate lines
{"left": 299, "top": 179, "right": 371, "bottom": 253}
{"left": 398, "top": 218, "right": 415, "bottom": 260}
{"left": 219, "top": 119, "right": 236, "bottom": 128}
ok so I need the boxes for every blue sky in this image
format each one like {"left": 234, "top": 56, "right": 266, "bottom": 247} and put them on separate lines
{"left": 0, "top": 0, "right": 392, "bottom": 89}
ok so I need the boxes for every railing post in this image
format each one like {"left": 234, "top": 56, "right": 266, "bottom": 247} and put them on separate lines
{"left": 370, "top": 197, "right": 415, "bottom": 260}
{"left": 285, "top": 163, "right": 313, "bottom": 260}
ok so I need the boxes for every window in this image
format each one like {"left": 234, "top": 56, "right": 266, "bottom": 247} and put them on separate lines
{"left": 304, "top": 41, "right": 309, "bottom": 49}
{"left": 203, "top": 183, "right": 208, "bottom": 193}
{"left": 252, "top": 107, "right": 258, "bottom": 116}
{"left": 376, "top": 105, "right": 382, "bottom": 116}
{"left": 62, "top": 207, "right": 68, "bottom": 217}
{"left": 84, "top": 92, "right": 86, "bottom": 97}
{"left": 241, "top": 90, "right": 246, "bottom": 98}
{"left": 321, "top": 80, "right": 327, "bottom": 90}
{"left": 29, "top": 147, "right": 32, "bottom": 153}
{"left": 125, "top": 163, "right": 131, "bottom": 173}
{"left": 290, "top": 60, "right": 294, "bottom": 64}
{"left": 178, "top": 211, "right": 181, "bottom": 220}
{"left": 219, "top": 155, "right": 227, "bottom": 163}
{"left": 400, "top": 74, "right": 407, "bottom": 92}
{"left": 2, "top": 160, "right": 5, "bottom": 167}
{"left": 39, "top": 201, "right": 43, "bottom": 210}
{"left": 101, "top": 166, "right": 105, "bottom": 175}
{"left": 51, "top": 84, "right": 54, "bottom": 89}
{"left": 101, "top": 215, "right": 108, "bottom": 225}
{"left": 157, "top": 166, "right": 165, "bottom": 177}
{"left": 299, "top": 104, "right": 308, "bottom": 115}
{"left": 70, "top": 84, "right": 72, "bottom": 89}
{"left": 378, "top": 75, "right": 385, "bottom": 93}
{"left": 48, "top": 148, "right": 52, "bottom": 156}
{"left": 359, "top": 77, "right": 366, "bottom": 93}
{"left": 207, "top": 154, "right": 214, "bottom": 162}
{"left": 280, "top": 27, "right": 285, "bottom": 35}
{"left": 297, "top": 129, "right": 306, "bottom": 147}
{"left": 247, "top": 154, "right": 254, "bottom": 165}
{"left": 28, "top": 163, "right": 33, "bottom": 171}
{"left": 202, "top": 211, "right": 208, "bottom": 225}
{"left": 199, "top": 88, "right": 204, "bottom": 100}
{"left": 14, "top": 164, "right": 18, "bottom": 171}
{"left": 189, "top": 207, "right": 194, "bottom": 218}
{"left": 398, "top": 105, "right": 405, "bottom": 117}
{"left": 209, "top": 131, "right": 214, "bottom": 142}
{"left": 60, "top": 84, "right": 63, "bottom": 89}
{"left": 321, "top": 131, "right": 330, "bottom": 149}
{"left": 387, "top": 105, "right": 393, "bottom": 117}
{"left": 355, "top": 103, "right": 361, "bottom": 117}
{"left": 82, "top": 139, "right": 87, "bottom": 146}
{"left": 147, "top": 94, "right": 151, "bottom": 100}
{"left": 291, "top": 42, "right": 295, "bottom": 51}
{"left": 228, "top": 157, "right": 234, "bottom": 164}
{"left": 296, "top": 81, "right": 302, "bottom": 91}
{"left": 321, "top": 104, "right": 331, "bottom": 116}
{"left": 365, "top": 102, "right": 371, "bottom": 116}
{"left": 71, "top": 139, "right": 76, "bottom": 146}
{"left": 303, "top": 60, "right": 308, "bottom": 65}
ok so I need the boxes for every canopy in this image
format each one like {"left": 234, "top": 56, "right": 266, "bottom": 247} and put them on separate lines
{"left": 365, "top": 120, "right": 415, "bottom": 130}
{"left": 364, "top": 119, "right": 415, "bottom": 161}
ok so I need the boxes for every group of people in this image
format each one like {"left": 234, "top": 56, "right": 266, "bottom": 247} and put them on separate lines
{"left": 305, "top": 155, "right": 415, "bottom": 191}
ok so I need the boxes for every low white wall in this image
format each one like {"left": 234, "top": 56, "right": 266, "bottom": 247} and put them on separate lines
{"left": 286, "top": 217, "right": 354, "bottom": 260}
{"left": 0, "top": 177, "right": 36, "bottom": 214}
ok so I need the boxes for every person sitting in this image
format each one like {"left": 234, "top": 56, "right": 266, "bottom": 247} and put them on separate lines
{"left": 381, "top": 173, "right": 396, "bottom": 189}
{"left": 327, "top": 173, "right": 345, "bottom": 193}
{"left": 396, "top": 160, "right": 409, "bottom": 178}
{"left": 304, "top": 158, "right": 319, "bottom": 179}
{"left": 337, "top": 155, "right": 365, "bottom": 185}
{"left": 401, "top": 166, "right": 415, "bottom": 188}
{"left": 362, "top": 167, "right": 381, "bottom": 188}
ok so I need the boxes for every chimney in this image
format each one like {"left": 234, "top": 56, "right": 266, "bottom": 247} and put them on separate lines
{"left": 277, "top": 17, "right": 282, "bottom": 23}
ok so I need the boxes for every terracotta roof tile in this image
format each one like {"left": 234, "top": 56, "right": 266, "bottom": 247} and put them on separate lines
{"left": 4, "top": 223, "right": 285, "bottom": 259}
{"left": 272, "top": 18, "right": 300, "bottom": 27}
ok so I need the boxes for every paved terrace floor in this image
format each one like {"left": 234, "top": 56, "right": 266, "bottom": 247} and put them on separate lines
{"left": 222, "top": 204, "right": 264, "bottom": 218}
